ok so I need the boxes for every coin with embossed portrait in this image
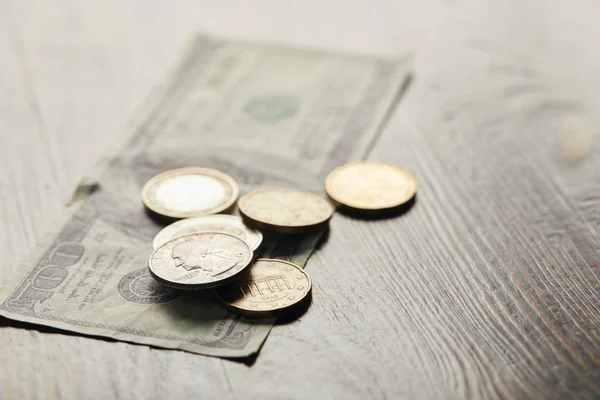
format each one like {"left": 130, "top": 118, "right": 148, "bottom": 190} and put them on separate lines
{"left": 153, "top": 215, "right": 263, "bottom": 250}
{"left": 215, "top": 258, "right": 312, "bottom": 318}
{"left": 238, "top": 188, "right": 333, "bottom": 234}
{"left": 325, "top": 162, "right": 417, "bottom": 211}
{"left": 148, "top": 232, "right": 253, "bottom": 290}
{"left": 141, "top": 168, "right": 239, "bottom": 219}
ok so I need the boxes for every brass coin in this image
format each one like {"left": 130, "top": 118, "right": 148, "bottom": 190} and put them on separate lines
{"left": 152, "top": 215, "right": 263, "bottom": 250}
{"left": 141, "top": 168, "right": 239, "bottom": 219}
{"left": 238, "top": 188, "right": 333, "bottom": 234}
{"left": 148, "top": 232, "right": 253, "bottom": 290}
{"left": 325, "top": 162, "right": 417, "bottom": 210}
{"left": 215, "top": 258, "right": 312, "bottom": 318}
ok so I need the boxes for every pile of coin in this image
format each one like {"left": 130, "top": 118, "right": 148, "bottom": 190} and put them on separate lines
{"left": 142, "top": 162, "right": 417, "bottom": 317}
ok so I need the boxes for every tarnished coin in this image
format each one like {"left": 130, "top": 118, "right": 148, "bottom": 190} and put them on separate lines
{"left": 141, "top": 168, "right": 239, "bottom": 219}
{"left": 325, "top": 162, "right": 417, "bottom": 210}
{"left": 148, "top": 232, "right": 253, "bottom": 290}
{"left": 153, "top": 215, "right": 263, "bottom": 250}
{"left": 215, "top": 258, "right": 312, "bottom": 318}
{"left": 238, "top": 188, "right": 333, "bottom": 234}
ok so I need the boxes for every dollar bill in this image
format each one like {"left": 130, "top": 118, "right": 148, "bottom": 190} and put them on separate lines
{"left": 0, "top": 36, "right": 411, "bottom": 358}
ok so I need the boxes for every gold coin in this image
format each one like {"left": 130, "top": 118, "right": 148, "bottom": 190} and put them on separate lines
{"left": 152, "top": 215, "right": 263, "bottom": 250}
{"left": 325, "top": 162, "right": 417, "bottom": 210}
{"left": 141, "top": 168, "right": 239, "bottom": 219}
{"left": 215, "top": 258, "right": 312, "bottom": 317}
{"left": 148, "top": 232, "right": 253, "bottom": 290}
{"left": 238, "top": 188, "right": 333, "bottom": 234}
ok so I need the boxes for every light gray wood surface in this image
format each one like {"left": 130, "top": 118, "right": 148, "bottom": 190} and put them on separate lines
{"left": 1, "top": 1, "right": 599, "bottom": 399}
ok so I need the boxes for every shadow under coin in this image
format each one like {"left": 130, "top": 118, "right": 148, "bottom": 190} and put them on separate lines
{"left": 274, "top": 292, "right": 312, "bottom": 326}
{"left": 157, "top": 289, "right": 230, "bottom": 324}
{"left": 314, "top": 227, "right": 330, "bottom": 252}
{"left": 259, "top": 228, "right": 329, "bottom": 261}
{"left": 143, "top": 206, "right": 178, "bottom": 227}
{"left": 144, "top": 202, "right": 239, "bottom": 227}
{"left": 224, "top": 293, "right": 313, "bottom": 366}
{"left": 336, "top": 195, "right": 417, "bottom": 221}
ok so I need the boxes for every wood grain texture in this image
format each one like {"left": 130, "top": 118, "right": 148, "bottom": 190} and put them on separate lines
{"left": 1, "top": 0, "right": 599, "bottom": 399}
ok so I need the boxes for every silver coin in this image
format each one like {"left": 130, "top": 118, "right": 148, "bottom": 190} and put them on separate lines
{"left": 141, "top": 168, "right": 239, "bottom": 219}
{"left": 148, "top": 232, "right": 253, "bottom": 290}
{"left": 152, "top": 215, "right": 263, "bottom": 250}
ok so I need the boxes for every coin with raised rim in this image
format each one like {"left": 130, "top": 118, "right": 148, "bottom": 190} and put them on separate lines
{"left": 215, "top": 258, "right": 312, "bottom": 317}
{"left": 148, "top": 232, "right": 253, "bottom": 290}
{"left": 238, "top": 188, "right": 333, "bottom": 234}
{"left": 153, "top": 215, "right": 263, "bottom": 250}
{"left": 325, "top": 162, "right": 417, "bottom": 210}
{"left": 141, "top": 168, "right": 239, "bottom": 219}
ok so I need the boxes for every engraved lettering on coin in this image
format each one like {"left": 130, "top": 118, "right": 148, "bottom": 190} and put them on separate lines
{"left": 171, "top": 242, "right": 243, "bottom": 276}
{"left": 238, "top": 188, "right": 333, "bottom": 234}
{"left": 325, "top": 162, "right": 417, "bottom": 210}
{"left": 215, "top": 258, "right": 311, "bottom": 317}
{"left": 244, "top": 95, "right": 298, "bottom": 123}
{"left": 119, "top": 268, "right": 182, "bottom": 304}
{"left": 141, "top": 168, "right": 239, "bottom": 219}
{"left": 152, "top": 215, "right": 263, "bottom": 250}
{"left": 148, "top": 232, "right": 253, "bottom": 290}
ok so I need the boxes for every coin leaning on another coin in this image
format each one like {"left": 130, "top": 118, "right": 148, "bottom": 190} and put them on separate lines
{"left": 152, "top": 215, "right": 263, "bottom": 250}
{"left": 238, "top": 188, "right": 334, "bottom": 234}
{"left": 215, "top": 258, "right": 312, "bottom": 318}
{"left": 325, "top": 161, "right": 417, "bottom": 211}
{"left": 141, "top": 167, "right": 239, "bottom": 220}
{"left": 148, "top": 232, "right": 253, "bottom": 290}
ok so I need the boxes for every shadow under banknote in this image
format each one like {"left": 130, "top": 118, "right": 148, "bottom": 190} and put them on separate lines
{"left": 223, "top": 295, "right": 313, "bottom": 367}
{"left": 0, "top": 315, "right": 264, "bottom": 366}
{"left": 0, "top": 315, "right": 122, "bottom": 344}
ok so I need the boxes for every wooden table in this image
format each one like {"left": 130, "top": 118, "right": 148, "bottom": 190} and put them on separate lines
{"left": 1, "top": 1, "right": 599, "bottom": 398}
